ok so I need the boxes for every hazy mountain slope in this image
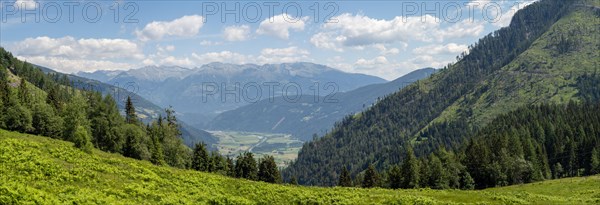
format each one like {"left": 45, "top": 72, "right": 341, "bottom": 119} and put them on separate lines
{"left": 1, "top": 129, "right": 599, "bottom": 204}
{"left": 37, "top": 65, "right": 218, "bottom": 147}
{"left": 77, "top": 62, "right": 387, "bottom": 128}
{"left": 207, "top": 68, "right": 436, "bottom": 141}
{"left": 285, "top": 0, "right": 585, "bottom": 186}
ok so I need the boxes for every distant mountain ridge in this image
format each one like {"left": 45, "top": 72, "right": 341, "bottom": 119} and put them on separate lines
{"left": 207, "top": 68, "right": 436, "bottom": 141}
{"left": 77, "top": 62, "right": 387, "bottom": 128}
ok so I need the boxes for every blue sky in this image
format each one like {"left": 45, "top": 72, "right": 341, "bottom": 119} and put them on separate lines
{"left": 0, "top": 0, "right": 536, "bottom": 80}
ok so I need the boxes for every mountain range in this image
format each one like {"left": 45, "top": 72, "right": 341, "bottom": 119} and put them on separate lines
{"left": 207, "top": 68, "right": 436, "bottom": 141}
{"left": 77, "top": 63, "right": 387, "bottom": 128}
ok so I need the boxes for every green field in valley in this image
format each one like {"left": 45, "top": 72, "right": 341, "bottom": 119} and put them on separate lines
{"left": 1, "top": 129, "right": 599, "bottom": 204}
{"left": 209, "top": 131, "right": 303, "bottom": 167}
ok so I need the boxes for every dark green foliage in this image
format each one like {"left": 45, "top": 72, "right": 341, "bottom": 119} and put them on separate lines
{"left": 401, "top": 147, "right": 420, "bottom": 189}
{"left": 4, "top": 104, "right": 33, "bottom": 133}
{"left": 226, "top": 157, "right": 235, "bottom": 177}
{"left": 235, "top": 152, "right": 258, "bottom": 180}
{"left": 18, "top": 79, "right": 30, "bottom": 104}
{"left": 338, "top": 167, "right": 353, "bottom": 187}
{"left": 160, "top": 108, "right": 190, "bottom": 169}
{"left": 576, "top": 73, "right": 600, "bottom": 102}
{"left": 125, "top": 96, "right": 137, "bottom": 124}
{"left": 427, "top": 154, "right": 446, "bottom": 189}
{"left": 387, "top": 165, "right": 402, "bottom": 189}
{"left": 459, "top": 171, "right": 475, "bottom": 190}
{"left": 192, "top": 143, "right": 210, "bottom": 171}
{"left": 73, "top": 125, "right": 93, "bottom": 153}
{"left": 90, "top": 93, "right": 125, "bottom": 153}
{"left": 362, "top": 164, "right": 379, "bottom": 188}
{"left": 211, "top": 151, "right": 229, "bottom": 174}
{"left": 31, "top": 102, "right": 63, "bottom": 139}
{"left": 289, "top": 175, "right": 298, "bottom": 185}
{"left": 463, "top": 103, "right": 600, "bottom": 188}
{"left": 590, "top": 147, "right": 600, "bottom": 174}
{"left": 122, "top": 124, "right": 151, "bottom": 160}
{"left": 258, "top": 155, "right": 281, "bottom": 184}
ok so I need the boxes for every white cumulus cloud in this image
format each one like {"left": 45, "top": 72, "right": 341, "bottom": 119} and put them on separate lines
{"left": 191, "top": 51, "right": 252, "bottom": 64}
{"left": 12, "top": 36, "right": 144, "bottom": 60}
{"left": 257, "top": 46, "right": 311, "bottom": 64}
{"left": 135, "top": 15, "right": 204, "bottom": 41}
{"left": 223, "top": 25, "right": 250, "bottom": 41}
{"left": 14, "top": 0, "right": 37, "bottom": 9}
{"left": 17, "top": 56, "right": 133, "bottom": 73}
{"left": 256, "top": 14, "right": 308, "bottom": 40}
{"left": 413, "top": 43, "right": 469, "bottom": 55}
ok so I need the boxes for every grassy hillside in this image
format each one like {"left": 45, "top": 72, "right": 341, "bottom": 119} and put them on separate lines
{"left": 1, "top": 129, "right": 599, "bottom": 204}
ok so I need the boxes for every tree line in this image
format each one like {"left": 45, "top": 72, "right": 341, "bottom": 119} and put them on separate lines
{"left": 0, "top": 47, "right": 283, "bottom": 185}
{"left": 336, "top": 103, "right": 600, "bottom": 189}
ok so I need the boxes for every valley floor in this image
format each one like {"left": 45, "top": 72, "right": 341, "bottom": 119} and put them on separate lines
{"left": 1, "top": 129, "right": 598, "bottom": 204}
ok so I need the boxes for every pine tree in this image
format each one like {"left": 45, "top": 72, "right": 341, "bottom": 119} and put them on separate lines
{"left": 148, "top": 123, "right": 165, "bottom": 165}
{"left": 401, "top": 146, "right": 420, "bottom": 189}
{"left": 590, "top": 147, "right": 600, "bottom": 175}
{"left": 46, "top": 85, "right": 62, "bottom": 111}
{"left": 566, "top": 139, "right": 578, "bottom": 177}
{"left": 362, "top": 164, "right": 379, "bottom": 188}
{"left": 235, "top": 152, "right": 258, "bottom": 180}
{"left": 289, "top": 175, "right": 298, "bottom": 185}
{"left": 338, "top": 167, "right": 353, "bottom": 187}
{"left": 553, "top": 163, "right": 564, "bottom": 179}
{"left": 387, "top": 165, "right": 402, "bottom": 189}
{"left": 226, "top": 157, "right": 235, "bottom": 177}
{"left": 18, "top": 79, "right": 30, "bottom": 104}
{"left": 125, "top": 96, "right": 137, "bottom": 124}
{"left": 192, "top": 143, "right": 210, "bottom": 171}
{"left": 258, "top": 155, "right": 281, "bottom": 183}
{"left": 459, "top": 171, "right": 475, "bottom": 190}
{"left": 428, "top": 153, "right": 446, "bottom": 189}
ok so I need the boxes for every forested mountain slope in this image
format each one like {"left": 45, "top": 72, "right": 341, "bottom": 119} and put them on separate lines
{"left": 285, "top": 0, "right": 599, "bottom": 186}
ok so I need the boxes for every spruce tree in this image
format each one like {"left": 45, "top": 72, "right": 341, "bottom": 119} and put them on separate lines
{"left": 235, "top": 152, "right": 258, "bottom": 180}
{"left": 226, "top": 157, "right": 235, "bottom": 177}
{"left": 258, "top": 155, "right": 281, "bottom": 183}
{"left": 18, "top": 79, "right": 30, "bottom": 104}
{"left": 338, "top": 167, "right": 353, "bottom": 187}
{"left": 191, "top": 143, "right": 209, "bottom": 171}
{"left": 125, "top": 96, "right": 137, "bottom": 124}
{"left": 289, "top": 175, "right": 298, "bottom": 185}
{"left": 362, "top": 164, "right": 379, "bottom": 188}
{"left": 388, "top": 165, "right": 402, "bottom": 189}
{"left": 428, "top": 153, "right": 446, "bottom": 189}
{"left": 590, "top": 147, "right": 600, "bottom": 175}
{"left": 401, "top": 146, "right": 420, "bottom": 189}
